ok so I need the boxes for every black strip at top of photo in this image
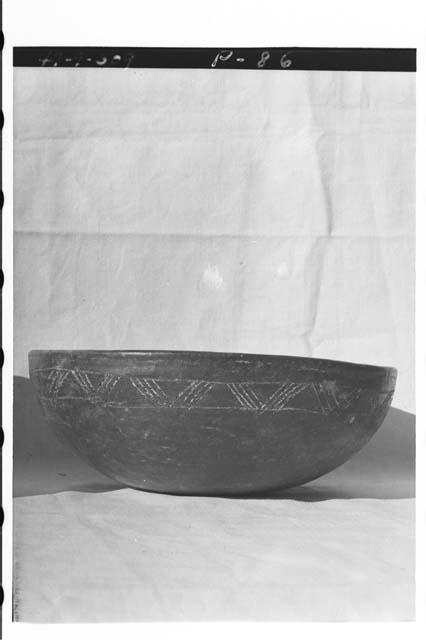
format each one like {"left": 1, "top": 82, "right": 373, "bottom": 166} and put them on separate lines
{"left": 13, "top": 47, "right": 416, "bottom": 71}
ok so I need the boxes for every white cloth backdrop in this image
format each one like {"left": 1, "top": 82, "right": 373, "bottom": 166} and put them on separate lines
{"left": 13, "top": 67, "right": 415, "bottom": 622}
{"left": 14, "top": 68, "right": 415, "bottom": 411}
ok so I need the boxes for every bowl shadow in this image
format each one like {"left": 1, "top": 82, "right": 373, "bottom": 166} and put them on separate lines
{"left": 13, "top": 375, "right": 415, "bottom": 501}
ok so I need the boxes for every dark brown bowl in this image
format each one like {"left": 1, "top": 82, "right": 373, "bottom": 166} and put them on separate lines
{"left": 28, "top": 350, "right": 397, "bottom": 496}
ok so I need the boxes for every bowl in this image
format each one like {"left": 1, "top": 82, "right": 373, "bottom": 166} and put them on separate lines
{"left": 28, "top": 350, "right": 397, "bottom": 496}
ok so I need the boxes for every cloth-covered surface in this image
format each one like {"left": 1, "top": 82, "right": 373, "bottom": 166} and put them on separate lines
{"left": 13, "top": 66, "right": 415, "bottom": 622}
{"left": 13, "top": 492, "right": 414, "bottom": 622}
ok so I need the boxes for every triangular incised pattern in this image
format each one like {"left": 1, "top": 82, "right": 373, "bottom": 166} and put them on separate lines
{"left": 32, "top": 367, "right": 387, "bottom": 415}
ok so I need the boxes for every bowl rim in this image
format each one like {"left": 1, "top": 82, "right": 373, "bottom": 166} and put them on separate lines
{"left": 28, "top": 349, "right": 397, "bottom": 376}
